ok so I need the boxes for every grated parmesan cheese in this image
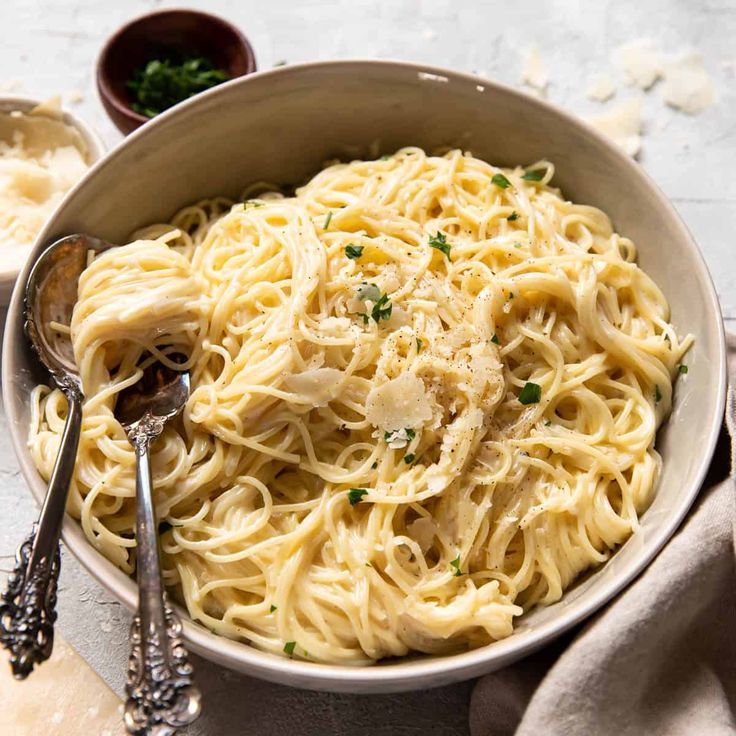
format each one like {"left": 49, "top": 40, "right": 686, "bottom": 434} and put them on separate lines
{"left": 0, "top": 100, "right": 89, "bottom": 254}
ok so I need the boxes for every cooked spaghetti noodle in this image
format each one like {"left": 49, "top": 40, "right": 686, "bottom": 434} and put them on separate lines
{"left": 28, "top": 148, "right": 691, "bottom": 664}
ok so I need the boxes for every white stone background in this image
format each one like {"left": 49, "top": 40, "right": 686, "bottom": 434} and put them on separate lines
{"left": 0, "top": 0, "right": 734, "bottom": 734}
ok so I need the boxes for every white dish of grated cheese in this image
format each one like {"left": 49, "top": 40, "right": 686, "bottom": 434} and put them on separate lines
{"left": 0, "top": 96, "right": 105, "bottom": 302}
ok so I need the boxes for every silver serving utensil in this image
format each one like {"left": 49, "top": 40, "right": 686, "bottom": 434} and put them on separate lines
{"left": 115, "top": 359, "right": 201, "bottom": 735}
{"left": 0, "top": 234, "right": 113, "bottom": 679}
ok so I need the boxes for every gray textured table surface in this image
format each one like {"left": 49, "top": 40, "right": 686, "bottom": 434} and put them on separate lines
{"left": 0, "top": 1, "right": 734, "bottom": 734}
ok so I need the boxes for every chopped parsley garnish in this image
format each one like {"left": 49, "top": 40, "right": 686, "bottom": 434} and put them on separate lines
{"left": 518, "top": 381, "right": 542, "bottom": 405}
{"left": 450, "top": 556, "right": 463, "bottom": 576}
{"left": 416, "top": 338, "right": 423, "bottom": 351}
{"left": 507, "top": 211, "right": 520, "bottom": 221}
{"left": 655, "top": 385, "right": 662, "bottom": 403}
{"left": 243, "top": 199, "right": 264, "bottom": 209}
{"left": 544, "top": 419, "right": 552, "bottom": 426}
{"left": 273, "top": 60, "right": 288, "bottom": 67}
{"left": 370, "top": 293, "right": 393, "bottom": 323}
{"left": 270, "top": 604, "right": 277, "bottom": 613}
{"left": 404, "top": 453, "right": 415, "bottom": 464}
{"left": 379, "top": 154, "right": 391, "bottom": 161}
{"left": 345, "top": 244, "right": 364, "bottom": 259}
{"left": 491, "top": 334, "right": 500, "bottom": 345}
{"left": 283, "top": 641, "right": 296, "bottom": 655}
{"left": 429, "top": 231, "right": 451, "bottom": 259}
{"left": 678, "top": 365, "right": 688, "bottom": 374}
{"left": 348, "top": 488, "right": 369, "bottom": 505}
{"left": 521, "top": 168, "right": 545, "bottom": 182}
{"left": 371, "top": 461, "right": 378, "bottom": 469}
{"left": 491, "top": 173, "right": 511, "bottom": 189}
{"left": 354, "top": 283, "right": 392, "bottom": 324}
{"left": 324, "top": 211, "right": 333, "bottom": 229}
{"left": 126, "top": 55, "right": 229, "bottom": 118}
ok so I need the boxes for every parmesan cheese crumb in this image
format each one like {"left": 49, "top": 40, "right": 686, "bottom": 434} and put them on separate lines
{"left": 615, "top": 39, "right": 663, "bottom": 90}
{"left": 661, "top": 54, "right": 715, "bottom": 115}
{"left": 586, "top": 97, "right": 643, "bottom": 158}
{"left": 521, "top": 47, "right": 548, "bottom": 95}
{"left": 0, "top": 79, "right": 21, "bottom": 93}
{"left": 586, "top": 74, "right": 617, "bottom": 102}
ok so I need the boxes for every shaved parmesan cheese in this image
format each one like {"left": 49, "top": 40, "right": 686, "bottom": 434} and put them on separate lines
{"left": 615, "top": 39, "right": 663, "bottom": 90}
{"left": 586, "top": 74, "right": 617, "bottom": 102}
{"left": 384, "top": 428, "right": 414, "bottom": 449}
{"left": 29, "top": 95, "right": 64, "bottom": 120}
{"left": 586, "top": 97, "right": 643, "bottom": 157}
{"left": 521, "top": 47, "right": 548, "bottom": 95}
{"left": 662, "top": 54, "right": 715, "bottom": 115}
{"left": 425, "top": 469, "right": 450, "bottom": 494}
{"left": 318, "top": 316, "right": 352, "bottom": 335}
{"left": 0, "top": 79, "right": 21, "bottom": 93}
{"left": 407, "top": 516, "right": 437, "bottom": 554}
{"left": 284, "top": 368, "right": 343, "bottom": 406}
{"left": 365, "top": 372, "right": 432, "bottom": 431}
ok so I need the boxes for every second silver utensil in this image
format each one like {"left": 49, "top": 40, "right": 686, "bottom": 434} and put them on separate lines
{"left": 0, "top": 234, "right": 112, "bottom": 678}
{"left": 115, "top": 359, "right": 201, "bottom": 736}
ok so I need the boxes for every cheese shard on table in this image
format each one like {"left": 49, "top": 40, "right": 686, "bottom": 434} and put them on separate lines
{"left": 586, "top": 74, "right": 617, "bottom": 102}
{"left": 615, "top": 39, "right": 663, "bottom": 90}
{"left": 521, "top": 47, "right": 549, "bottom": 95}
{"left": 662, "top": 54, "right": 715, "bottom": 115}
{"left": 586, "top": 97, "right": 643, "bottom": 157}
{"left": 366, "top": 372, "right": 432, "bottom": 432}
{"left": 0, "top": 634, "right": 125, "bottom": 736}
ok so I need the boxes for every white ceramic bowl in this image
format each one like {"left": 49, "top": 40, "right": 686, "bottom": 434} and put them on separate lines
{"left": 2, "top": 61, "right": 726, "bottom": 693}
{"left": 0, "top": 96, "right": 106, "bottom": 303}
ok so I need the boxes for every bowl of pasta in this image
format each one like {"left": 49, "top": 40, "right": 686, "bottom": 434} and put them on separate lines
{"left": 2, "top": 60, "right": 726, "bottom": 692}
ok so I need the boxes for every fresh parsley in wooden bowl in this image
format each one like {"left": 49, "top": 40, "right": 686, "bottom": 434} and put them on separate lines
{"left": 97, "top": 9, "right": 256, "bottom": 134}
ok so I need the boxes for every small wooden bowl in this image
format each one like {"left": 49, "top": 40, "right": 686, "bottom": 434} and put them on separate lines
{"left": 97, "top": 9, "right": 256, "bottom": 134}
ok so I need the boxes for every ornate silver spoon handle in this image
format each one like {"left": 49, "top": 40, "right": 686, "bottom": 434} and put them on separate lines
{"left": 124, "top": 418, "right": 201, "bottom": 736}
{"left": 0, "top": 384, "right": 82, "bottom": 679}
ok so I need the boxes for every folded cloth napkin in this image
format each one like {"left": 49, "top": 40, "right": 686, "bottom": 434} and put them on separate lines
{"left": 470, "top": 333, "right": 736, "bottom": 736}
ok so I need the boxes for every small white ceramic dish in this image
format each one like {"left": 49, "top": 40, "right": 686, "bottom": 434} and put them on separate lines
{"left": 0, "top": 96, "right": 106, "bottom": 304}
{"left": 2, "top": 61, "right": 726, "bottom": 693}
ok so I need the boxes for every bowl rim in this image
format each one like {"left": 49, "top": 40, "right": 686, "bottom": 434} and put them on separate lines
{"left": 0, "top": 95, "right": 106, "bottom": 296}
{"left": 2, "top": 59, "right": 727, "bottom": 692}
{"left": 95, "top": 6, "right": 257, "bottom": 130}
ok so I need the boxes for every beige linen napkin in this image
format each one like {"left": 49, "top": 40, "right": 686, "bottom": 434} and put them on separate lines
{"left": 470, "top": 333, "right": 736, "bottom": 736}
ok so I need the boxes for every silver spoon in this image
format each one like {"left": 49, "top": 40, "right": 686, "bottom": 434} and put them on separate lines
{"left": 0, "top": 234, "right": 112, "bottom": 678}
{"left": 115, "top": 358, "right": 201, "bottom": 735}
